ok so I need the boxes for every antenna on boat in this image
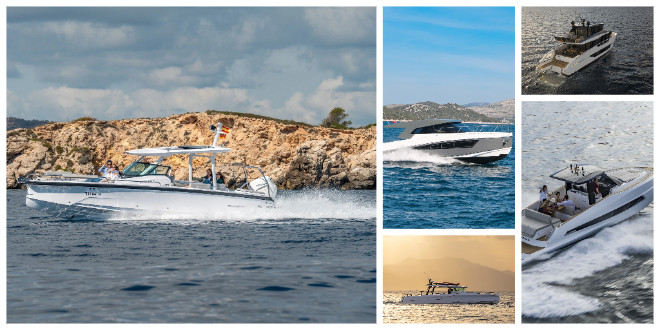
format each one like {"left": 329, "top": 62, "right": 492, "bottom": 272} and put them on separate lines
{"left": 210, "top": 122, "right": 223, "bottom": 147}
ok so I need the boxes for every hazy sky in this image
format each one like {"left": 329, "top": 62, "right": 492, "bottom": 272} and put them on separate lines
{"left": 384, "top": 7, "right": 514, "bottom": 105}
{"left": 384, "top": 235, "right": 514, "bottom": 272}
{"left": 7, "top": 7, "right": 376, "bottom": 126}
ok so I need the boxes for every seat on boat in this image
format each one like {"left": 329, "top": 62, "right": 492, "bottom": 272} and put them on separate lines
{"left": 521, "top": 208, "right": 560, "bottom": 238}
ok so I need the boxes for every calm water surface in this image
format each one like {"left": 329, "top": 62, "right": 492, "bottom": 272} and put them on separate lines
{"left": 383, "top": 291, "right": 514, "bottom": 324}
{"left": 6, "top": 189, "right": 376, "bottom": 323}
{"left": 521, "top": 102, "right": 653, "bottom": 323}
{"left": 383, "top": 123, "right": 514, "bottom": 229}
{"left": 522, "top": 7, "right": 653, "bottom": 94}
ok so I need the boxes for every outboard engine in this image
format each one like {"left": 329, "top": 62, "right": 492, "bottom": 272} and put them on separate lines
{"left": 249, "top": 176, "right": 278, "bottom": 199}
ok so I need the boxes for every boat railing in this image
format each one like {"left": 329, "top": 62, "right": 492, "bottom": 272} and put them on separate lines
{"left": 470, "top": 123, "right": 512, "bottom": 133}
{"left": 238, "top": 164, "right": 272, "bottom": 199}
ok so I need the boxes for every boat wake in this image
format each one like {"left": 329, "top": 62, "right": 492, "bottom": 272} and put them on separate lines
{"left": 537, "top": 72, "right": 565, "bottom": 87}
{"left": 522, "top": 204, "right": 653, "bottom": 318}
{"left": 383, "top": 148, "right": 462, "bottom": 166}
{"left": 108, "top": 189, "right": 375, "bottom": 222}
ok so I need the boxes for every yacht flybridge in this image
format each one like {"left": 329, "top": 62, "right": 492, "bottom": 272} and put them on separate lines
{"left": 19, "top": 123, "right": 277, "bottom": 220}
{"left": 537, "top": 18, "right": 616, "bottom": 76}
{"left": 384, "top": 119, "right": 512, "bottom": 164}
{"left": 401, "top": 279, "right": 499, "bottom": 304}
{"left": 522, "top": 165, "right": 653, "bottom": 265}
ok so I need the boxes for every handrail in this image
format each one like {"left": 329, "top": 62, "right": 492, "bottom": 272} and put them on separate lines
{"left": 240, "top": 164, "right": 272, "bottom": 198}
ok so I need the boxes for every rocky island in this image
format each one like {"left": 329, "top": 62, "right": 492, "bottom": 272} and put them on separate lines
{"left": 6, "top": 111, "right": 376, "bottom": 190}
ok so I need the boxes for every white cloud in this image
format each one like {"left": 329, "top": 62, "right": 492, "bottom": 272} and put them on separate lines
{"left": 43, "top": 21, "right": 134, "bottom": 49}
{"left": 304, "top": 8, "right": 375, "bottom": 45}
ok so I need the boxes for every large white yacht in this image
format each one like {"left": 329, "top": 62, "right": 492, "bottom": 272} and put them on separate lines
{"left": 537, "top": 18, "right": 617, "bottom": 76}
{"left": 401, "top": 279, "right": 499, "bottom": 304}
{"left": 384, "top": 119, "right": 512, "bottom": 164}
{"left": 522, "top": 165, "right": 653, "bottom": 265}
{"left": 19, "top": 123, "right": 277, "bottom": 220}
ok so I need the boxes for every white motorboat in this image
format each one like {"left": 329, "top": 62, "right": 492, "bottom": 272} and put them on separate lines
{"left": 18, "top": 123, "right": 278, "bottom": 220}
{"left": 384, "top": 119, "right": 512, "bottom": 164}
{"left": 401, "top": 279, "right": 499, "bottom": 304}
{"left": 537, "top": 18, "right": 617, "bottom": 76}
{"left": 522, "top": 165, "right": 653, "bottom": 265}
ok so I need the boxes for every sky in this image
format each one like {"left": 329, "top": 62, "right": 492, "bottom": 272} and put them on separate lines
{"left": 384, "top": 7, "right": 514, "bottom": 105}
{"left": 6, "top": 7, "right": 376, "bottom": 126}
{"left": 383, "top": 235, "right": 514, "bottom": 272}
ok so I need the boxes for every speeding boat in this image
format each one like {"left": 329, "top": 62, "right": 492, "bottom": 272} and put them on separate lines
{"left": 401, "top": 279, "right": 499, "bottom": 304}
{"left": 18, "top": 123, "right": 278, "bottom": 220}
{"left": 384, "top": 119, "right": 512, "bottom": 164}
{"left": 521, "top": 165, "right": 653, "bottom": 265}
{"left": 537, "top": 18, "right": 617, "bottom": 76}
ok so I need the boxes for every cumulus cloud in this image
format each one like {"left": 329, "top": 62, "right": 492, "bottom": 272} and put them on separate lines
{"left": 7, "top": 7, "right": 376, "bottom": 125}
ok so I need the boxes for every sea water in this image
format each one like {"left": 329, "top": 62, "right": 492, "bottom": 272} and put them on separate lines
{"left": 522, "top": 7, "right": 653, "bottom": 95}
{"left": 382, "top": 291, "right": 514, "bottom": 324}
{"left": 6, "top": 189, "right": 376, "bottom": 323}
{"left": 521, "top": 101, "right": 653, "bottom": 323}
{"left": 383, "top": 122, "right": 514, "bottom": 229}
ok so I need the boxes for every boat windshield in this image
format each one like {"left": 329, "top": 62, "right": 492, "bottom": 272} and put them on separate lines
{"left": 122, "top": 161, "right": 171, "bottom": 177}
{"left": 411, "top": 123, "right": 470, "bottom": 134}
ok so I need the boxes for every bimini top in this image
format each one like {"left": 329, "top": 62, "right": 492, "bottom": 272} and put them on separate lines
{"left": 427, "top": 281, "right": 467, "bottom": 289}
{"left": 126, "top": 145, "right": 232, "bottom": 157}
{"left": 550, "top": 165, "right": 604, "bottom": 184}
{"left": 386, "top": 119, "right": 463, "bottom": 140}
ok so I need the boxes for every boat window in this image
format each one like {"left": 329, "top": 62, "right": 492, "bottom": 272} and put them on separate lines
{"left": 122, "top": 161, "right": 171, "bottom": 177}
{"left": 411, "top": 123, "right": 470, "bottom": 134}
{"left": 414, "top": 140, "right": 478, "bottom": 150}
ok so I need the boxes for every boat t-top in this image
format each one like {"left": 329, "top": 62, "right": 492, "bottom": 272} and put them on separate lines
{"left": 401, "top": 278, "right": 499, "bottom": 304}
{"left": 384, "top": 119, "right": 512, "bottom": 164}
{"left": 522, "top": 165, "right": 653, "bottom": 265}
{"left": 18, "top": 123, "right": 278, "bottom": 220}
{"left": 537, "top": 18, "right": 617, "bottom": 76}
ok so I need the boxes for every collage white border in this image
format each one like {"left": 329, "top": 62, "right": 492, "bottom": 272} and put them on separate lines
{"left": 1, "top": 0, "right": 658, "bottom": 327}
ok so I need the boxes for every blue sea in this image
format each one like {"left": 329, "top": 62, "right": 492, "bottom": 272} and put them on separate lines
{"left": 383, "top": 122, "right": 514, "bottom": 229}
{"left": 6, "top": 189, "right": 376, "bottom": 323}
{"left": 522, "top": 7, "right": 653, "bottom": 95}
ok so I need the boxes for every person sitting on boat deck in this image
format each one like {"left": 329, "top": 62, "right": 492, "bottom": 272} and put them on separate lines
{"left": 202, "top": 169, "right": 213, "bottom": 184}
{"left": 558, "top": 195, "right": 576, "bottom": 208}
{"left": 99, "top": 160, "right": 113, "bottom": 176}
{"left": 216, "top": 172, "right": 225, "bottom": 184}
{"left": 101, "top": 165, "right": 119, "bottom": 182}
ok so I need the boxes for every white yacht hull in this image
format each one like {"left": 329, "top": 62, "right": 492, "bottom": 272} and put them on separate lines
{"left": 25, "top": 181, "right": 274, "bottom": 220}
{"left": 384, "top": 132, "right": 512, "bottom": 164}
{"left": 522, "top": 169, "right": 652, "bottom": 265}
{"left": 537, "top": 32, "right": 617, "bottom": 76}
{"left": 401, "top": 292, "right": 499, "bottom": 304}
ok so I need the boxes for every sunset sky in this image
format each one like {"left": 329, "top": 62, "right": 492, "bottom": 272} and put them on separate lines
{"left": 383, "top": 235, "right": 514, "bottom": 290}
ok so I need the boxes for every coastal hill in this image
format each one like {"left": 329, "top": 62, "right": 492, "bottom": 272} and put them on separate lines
{"left": 7, "top": 117, "right": 52, "bottom": 131}
{"left": 6, "top": 111, "right": 376, "bottom": 190}
{"left": 384, "top": 257, "right": 514, "bottom": 292}
{"left": 384, "top": 99, "right": 514, "bottom": 123}
{"left": 465, "top": 99, "right": 514, "bottom": 123}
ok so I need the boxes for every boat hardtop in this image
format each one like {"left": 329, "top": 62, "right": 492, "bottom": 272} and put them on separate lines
{"left": 386, "top": 119, "right": 464, "bottom": 140}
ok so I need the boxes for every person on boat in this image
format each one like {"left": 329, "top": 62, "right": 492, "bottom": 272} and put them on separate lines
{"left": 99, "top": 160, "right": 113, "bottom": 176}
{"left": 539, "top": 185, "right": 548, "bottom": 202}
{"left": 202, "top": 169, "right": 213, "bottom": 184}
{"left": 216, "top": 172, "right": 225, "bottom": 184}
{"left": 558, "top": 195, "right": 576, "bottom": 208}
{"left": 593, "top": 178, "right": 601, "bottom": 196}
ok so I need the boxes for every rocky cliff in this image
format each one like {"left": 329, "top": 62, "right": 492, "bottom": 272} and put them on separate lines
{"left": 6, "top": 112, "right": 376, "bottom": 190}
